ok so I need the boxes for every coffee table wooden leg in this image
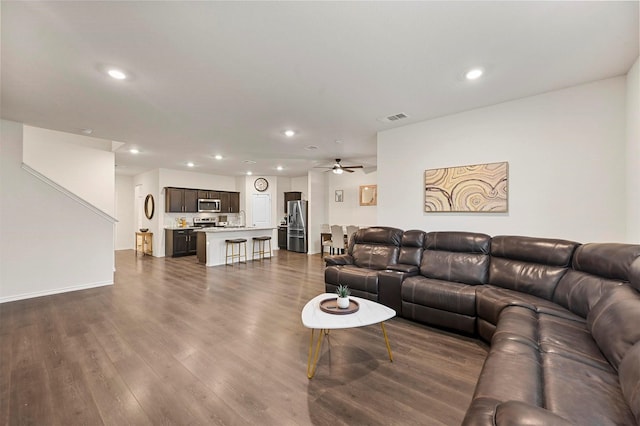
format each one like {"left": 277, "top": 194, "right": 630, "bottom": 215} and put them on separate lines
{"left": 381, "top": 322, "right": 393, "bottom": 362}
{"left": 307, "top": 328, "right": 325, "bottom": 379}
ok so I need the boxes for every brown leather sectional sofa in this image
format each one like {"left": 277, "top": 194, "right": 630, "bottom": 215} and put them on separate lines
{"left": 324, "top": 227, "right": 640, "bottom": 425}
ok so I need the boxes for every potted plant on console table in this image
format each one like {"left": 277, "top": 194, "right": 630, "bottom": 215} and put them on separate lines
{"left": 336, "top": 285, "right": 351, "bottom": 309}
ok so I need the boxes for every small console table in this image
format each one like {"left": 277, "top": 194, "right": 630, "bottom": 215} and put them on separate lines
{"left": 135, "top": 232, "right": 153, "bottom": 256}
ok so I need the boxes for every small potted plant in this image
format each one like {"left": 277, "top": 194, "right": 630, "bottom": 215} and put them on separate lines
{"left": 336, "top": 284, "right": 351, "bottom": 309}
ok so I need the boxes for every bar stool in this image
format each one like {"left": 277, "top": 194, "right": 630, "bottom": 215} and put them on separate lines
{"left": 252, "top": 236, "right": 272, "bottom": 261}
{"left": 225, "top": 238, "right": 247, "bottom": 265}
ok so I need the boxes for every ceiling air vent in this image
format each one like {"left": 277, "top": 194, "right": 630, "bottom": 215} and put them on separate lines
{"left": 378, "top": 112, "right": 409, "bottom": 123}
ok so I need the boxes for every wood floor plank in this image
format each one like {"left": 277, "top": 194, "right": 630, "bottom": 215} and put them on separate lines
{"left": 2, "top": 250, "right": 488, "bottom": 425}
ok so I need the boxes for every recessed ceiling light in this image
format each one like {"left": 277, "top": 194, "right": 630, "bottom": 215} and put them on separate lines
{"left": 246, "top": 171, "right": 253, "bottom": 176}
{"left": 465, "top": 68, "right": 484, "bottom": 80}
{"left": 214, "top": 154, "right": 223, "bottom": 160}
{"left": 284, "top": 130, "right": 295, "bottom": 137}
{"left": 276, "top": 166, "right": 283, "bottom": 171}
{"left": 108, "top": 69, "right": 127, "bottom": 80}
{"left": 187, "top": 162, "right": 195, "bottom": 167}
{"left": 129, "top": 148, "right": 139, "bottom": 154}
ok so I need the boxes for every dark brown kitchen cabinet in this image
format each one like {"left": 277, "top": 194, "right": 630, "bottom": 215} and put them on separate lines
{"left": 165, "top": 187, "right": 198, "bottom": 213}
{"left": 284, "top": 191, "right": 302, "bottom": 213}
{"left": 228, "top": 192, "right": 240, "bottom": 213}
{"left": 165, "top": 229, "right": 197, "bottom": 257}
{"left": 197, "top": 190, "right": 220, "bottom": 200}
{"left": 278, "top": 226, "right": 287, "bottom": 250}
{"left": 219, "top": 191, "right": 240, "bottom": 213}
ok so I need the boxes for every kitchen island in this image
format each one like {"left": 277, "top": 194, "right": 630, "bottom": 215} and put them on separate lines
{"left": 195, "top": 227, "right": 276, "bottom": 266}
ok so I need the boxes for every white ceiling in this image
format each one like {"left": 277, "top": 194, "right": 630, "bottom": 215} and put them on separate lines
{"left": 2, "top": 1, "right": 638, "bottom": 177}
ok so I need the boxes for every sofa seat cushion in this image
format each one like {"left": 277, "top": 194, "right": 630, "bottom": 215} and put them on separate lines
{"left": 619, "top": 342, "right": 640, "bottom": 423}
{"left": 324, "top": 265, "right": 379, "bottom": 299}
{"left": 402, "top": 276, "right": 476, "bottom": 316}
{"left": 491, "top": 306, "right": 612, "bottom": 371}
{"left": 476, "top": 285, "right": 584, "bottom": 326}
{"left": 538, "top": 313, "right": 613, "bottom": 371}
{"left": 543, "top": 352, "right": 636, "bottom": 425}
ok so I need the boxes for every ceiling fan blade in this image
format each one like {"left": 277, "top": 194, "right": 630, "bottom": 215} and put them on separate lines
{"left": 342, "top": 165, "right": 363, "bottom": 169}
{"left": 344, "top": 168, "right": 355, "bottom": 173}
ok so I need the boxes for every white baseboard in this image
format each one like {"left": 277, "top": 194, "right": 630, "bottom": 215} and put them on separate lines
{"left": 0, "top": 280, "right": 114, "bottom": 304}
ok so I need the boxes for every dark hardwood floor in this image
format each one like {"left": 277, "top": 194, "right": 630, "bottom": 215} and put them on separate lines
{"left": 0, "top": 250, "right": 488, "bottom": 425}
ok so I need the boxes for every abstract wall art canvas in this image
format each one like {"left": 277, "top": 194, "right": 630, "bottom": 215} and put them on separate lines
{"left": 424, "top": 161, "right": 508, "bottom": 212}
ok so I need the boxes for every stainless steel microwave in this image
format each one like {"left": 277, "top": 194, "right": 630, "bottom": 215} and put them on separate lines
{"left": 198, "top": 199, "right": 221, "bottom": 213}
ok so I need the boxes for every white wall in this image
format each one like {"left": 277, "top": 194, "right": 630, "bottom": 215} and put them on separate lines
{"left": 23, "top": 125, "right": 116, "bottom": 217}
{"left": 158, "top": 168, "right": 237, "bottom": 191}
{"left": 276, "top": 176, "right": 292, "bottom": 220}
{"left": 133, "top": 169, "right": 161, "bottom": 255}
{"left": 1, "top": 120, "right": 114, "bottom": 302}
{"left": 115, "top": 175, "right": 135, "bottom": 250}
{"left": 291, "top": 176, "right": 308, "bottom": 199}
{"left": 378, "top": 77, "right": 628, "bottom": 243}
{"left": 307, "top": 171, "right": 328, "bottom": 254}
{"left": 626, "top": 57, "right": 640, "bottom": 243}
{"left": 328, "top": 169, "right": 378, "bottom": 227}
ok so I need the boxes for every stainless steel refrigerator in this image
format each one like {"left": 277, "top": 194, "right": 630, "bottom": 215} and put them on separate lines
{"left": 287, "top": 200, "right": 308, "bottom": 253}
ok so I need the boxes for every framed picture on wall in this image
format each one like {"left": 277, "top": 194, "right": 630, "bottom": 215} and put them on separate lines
{"left": 335, "top": 190, "right": 344, "bottom": 202}
{"left": 359, "top": 185, "right": 377, "bottom": 206}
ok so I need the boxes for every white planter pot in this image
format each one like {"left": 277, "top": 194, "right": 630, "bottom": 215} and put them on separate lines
{"left": 337, "top": 296, "right": 350, "bottom": 309}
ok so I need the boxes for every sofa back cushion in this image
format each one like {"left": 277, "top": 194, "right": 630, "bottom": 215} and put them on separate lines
{"left": 489, "top": 236, "right": 579, "bottom": 300}
{"left": 587, "top": 284, "right": 640, "bottom": 371}
{"left": 420, "top": 231, "right": 491, "bottom": 285}
{"left": 553, "top": 244, "right": 640, "bottom": 318}
{"left": 351, "top": 227, "right": 403, "bottom": 270}
{"left": 398, "top": 230, "right": 426, "bottom": 266}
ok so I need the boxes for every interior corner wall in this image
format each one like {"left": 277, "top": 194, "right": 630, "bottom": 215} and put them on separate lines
{"left": 23, "top": 125, "right": 115, "bottom": 217}
{"left": 378, "top": 77, "right": 627, "bottom": 243}
{"left": 626, "top": 57, "right": 640, "bottom": 243}
{"left": 328, "top": 170, "right": 378, "bottom": 227}
{"left": 133, "top": 169, "right": 161, "bottom": 256}
{"left": 1, "top": 120, "right": 114, "bottom": 302}
{"left": 115, "top": 174, "right": 135, "bottom": 250}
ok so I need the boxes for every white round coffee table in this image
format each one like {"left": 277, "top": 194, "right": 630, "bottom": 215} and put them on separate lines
{"left": 301, "top": 293, "right": 396, "bottom": 379}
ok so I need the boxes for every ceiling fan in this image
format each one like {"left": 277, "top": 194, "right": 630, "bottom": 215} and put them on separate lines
{"left": 316, "top": 158, "right": 364, "bottom": 174}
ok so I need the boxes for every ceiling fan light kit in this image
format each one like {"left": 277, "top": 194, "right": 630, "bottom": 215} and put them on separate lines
{"left": 316, "top": 158, "right": 364, "bottom": 175}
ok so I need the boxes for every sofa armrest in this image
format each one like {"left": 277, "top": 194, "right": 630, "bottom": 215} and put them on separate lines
{"left": 378, "top": 269, "right": 418, "bottom": 315}
{"left": 385, "top": 264, "right": 419, "bottom": 274}
{"left": 462, "top": 398, "right": 574, "bottom": 426}
{"left": 324, "top": 255, "right": 354, "bottom": 266}
{"left": 495, "top": 401, "right": 574, "bottom": 426}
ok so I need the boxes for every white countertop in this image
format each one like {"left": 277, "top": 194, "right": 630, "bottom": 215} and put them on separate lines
{"left": 195, "top": 226, "right": 275, "bottom": 233}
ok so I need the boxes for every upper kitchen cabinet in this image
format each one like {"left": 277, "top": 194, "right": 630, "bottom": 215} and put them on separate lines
{"left": 197, "top": 190, "right": 220, "bottom": 200}
{"left": 219, "top": 191, "right": 240, "bottom": 213}
{"left": 228, "top": 192, "right": 240, "bottom": 213}
{"left": 284, "top": 191, "right": 302, "bottom": 213}
{"left": 165, "top": 187, "right": 198, "bottom": 213}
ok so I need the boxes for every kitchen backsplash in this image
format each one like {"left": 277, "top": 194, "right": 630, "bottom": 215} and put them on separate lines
{"left": 164, "top": 212, "right": 241, "bottom": 228}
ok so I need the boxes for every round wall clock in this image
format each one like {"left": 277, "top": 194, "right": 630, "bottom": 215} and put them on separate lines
{"left": 254, "top": 177, "right": 269, "bottom": 192}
